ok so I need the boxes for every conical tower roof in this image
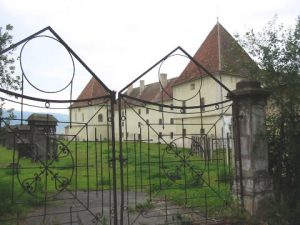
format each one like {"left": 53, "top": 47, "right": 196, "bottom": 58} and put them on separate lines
{"left": 174, "top": 22, "right": 257, "bottom": 86}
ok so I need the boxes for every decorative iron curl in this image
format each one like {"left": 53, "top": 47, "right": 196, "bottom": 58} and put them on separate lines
{"left": 17, "top": 140, "right": 74, "bottom": 197}
{"left": 51, "top": 173, "right": 71, "bottom": 192}
{"left": 91, "top": 212, "right": 104, "bottom": 224}
{"left": 162, "top": 137, "right": 205, "bottom": 185}
{"left": 21, "top": 172, "right": 43, "bottom": 194}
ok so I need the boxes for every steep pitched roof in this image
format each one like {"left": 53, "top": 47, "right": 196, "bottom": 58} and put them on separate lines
{"left": 174, "top": 22, "right": 257, "bottom": 86}
{"left": 70, "top": 77, "right": 109, "bottom": 108}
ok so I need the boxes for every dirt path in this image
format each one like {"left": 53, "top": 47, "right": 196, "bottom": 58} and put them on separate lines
{"left": 20, "top": 190, "right": 225, "bottom": 225}
{"left": 20, "top": 190, "right": 170, "bottom": 225}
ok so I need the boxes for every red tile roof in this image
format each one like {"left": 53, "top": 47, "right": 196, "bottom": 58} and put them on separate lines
{"left": 124, "top": 77, "right": 178, "bottom": 104}
{"left": 173, "top": 22, "right": 257, "bottom": 86}
{"left": 70, "top": 77, "right": 109, "bottom": 108}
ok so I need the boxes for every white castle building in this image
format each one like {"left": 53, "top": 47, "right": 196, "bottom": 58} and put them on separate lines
{"left": 65, "top": 22, "right": 256, "bottom": 146}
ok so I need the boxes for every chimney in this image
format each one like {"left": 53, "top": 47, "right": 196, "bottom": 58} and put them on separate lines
{"left": 159, "top": 73, "right": 168, "bottom": 88}
{"left": 127, "top": 84, "right": 133, "bottom": 95}
{"left": 139, "top": 80, "right": 145, "bottom": 95}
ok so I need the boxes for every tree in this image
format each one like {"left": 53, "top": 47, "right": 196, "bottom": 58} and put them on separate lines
{"left": 236, "top": 15, "right": 300, "bottom": 224}
{"left": 0, "top": 24, "right": 20, "bottom": 127}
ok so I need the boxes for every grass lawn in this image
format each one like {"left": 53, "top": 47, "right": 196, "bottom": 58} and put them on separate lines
{"left": 0, "top": 139, "right": 232, "bottom": 223}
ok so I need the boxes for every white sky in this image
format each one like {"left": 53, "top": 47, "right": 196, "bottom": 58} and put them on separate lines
{"left": 0, "top": 0, "right": 299, "bottom": 113}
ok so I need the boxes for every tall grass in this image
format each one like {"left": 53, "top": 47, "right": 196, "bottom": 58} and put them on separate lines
{"left": 0, "top": 140, "right": 232, "bottom": 221}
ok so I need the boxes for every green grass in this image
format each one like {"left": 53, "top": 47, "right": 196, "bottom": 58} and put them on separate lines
{"left": 0, "top": 140, "right": 233, "bottom": 222}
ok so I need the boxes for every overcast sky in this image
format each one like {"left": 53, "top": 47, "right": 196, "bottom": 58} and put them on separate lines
{"left": 0, "top": 0, "right": 299, "bottom": 113}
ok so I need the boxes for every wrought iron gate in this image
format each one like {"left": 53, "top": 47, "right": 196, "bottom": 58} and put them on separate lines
{"left": 117, "top": 47, "right": 236, "bottom": 225}
{"left": 0, "top": 28, "right": 240, "bottom": 225}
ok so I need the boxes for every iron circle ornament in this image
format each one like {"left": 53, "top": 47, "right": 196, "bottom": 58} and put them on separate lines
{"left": 157, "top": 54, "right": 203, "bottom": 102}
{"left": 45, "top": 101, "right": 50, "bottom": 108}
{"left": 19, "top": 35, "right": 75, "bottom": 93}
{"left": 162, "top": 137, "right": 205, "bottom": 186}
{"left": 17, "top": 139, "right": 74, "bottom": 198}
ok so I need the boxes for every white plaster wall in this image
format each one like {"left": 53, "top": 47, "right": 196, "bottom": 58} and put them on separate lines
{"left": 67, "top": 104, "right": 111, "bottom": 141}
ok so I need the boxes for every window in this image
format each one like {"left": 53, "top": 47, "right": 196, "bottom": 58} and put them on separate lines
{"left": 170, "top": 118, "right": 174, "bottom": 125}
{"left": 138, "top": 109, "right": 141, "bottom": 114}
{"left": 170, "top": 132, "right": 174, "bottom": 139}
{"left": 170, "top": 104, "right": 174, "bottom": 111}
{"left": 159, "top": 119, "right": 163, "bottom": 125}
{"left": 200, "top": 97, "right": 205, "bottom": 112}
{"left": 138, "top": 134, "right": 141, "bottom": 140}
{"left": 98, "top": 114, "right": 103, "bottom": 122}
{"left": 146, "top": 108, "right": 149, "bottom": 114}
{"left": 182, "top": 101, "right": 186, "bottom": 113}
{"left": 183, "top": 128, "right": 186, "bottom": 137}
{"left": 190, "top": 83, "right": 195, "bottom": 90}
{"left": 158, "top": 132, "right": 162, "bottom": 138}
{"left": 146, "top": 119, "right": 149, "bottom": 125}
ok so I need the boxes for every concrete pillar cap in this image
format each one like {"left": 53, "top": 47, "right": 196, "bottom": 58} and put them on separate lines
{"left": 228, "top": 79, "right": 269, "bottom": 99}
{"left": 236, "top": 80, "right": 261, "bottom": 90}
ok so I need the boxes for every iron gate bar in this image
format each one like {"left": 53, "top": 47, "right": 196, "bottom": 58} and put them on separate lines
{"left": 0, "top": 26, "right": 242, "bottom": 224}
{"left": 0, "top": 26, "right": 118, "bottom": 225}
{"left": 0, "top": 96, "right": 78, "bottom": 109}
{"left": 66, "top": 100, "right": 109, "bottom": 143}
{"left": 232, "top": 102, "right": 244, "bottom": 208}
{"left": 0, "top": 26, "right": 111, "bottom": 93}
{"left": 177, "top": 46, "right": 233, "bottom": 95}
{"left": 19, "top": 35, "right": 75, "bottom": 94}
{"left": 119, "top": 46, "right": 234, "bottom": 96}
{"left": 110, "top": 91, "right": 119, "bottom": 225}
{"left": 118, "top": 95, "right": 124, "bottom": 225}
{"left": 2, "top": 137, "right": 106, "bottom": 223}
{"left": 118, "top": 47, "right": 180, "bottom": 94}
{"left": 0, "top": 27, "right": 50, "bottom": 55}
{"left": 121, "top": 98, "right": 231, "bottom": 200}
{"left": 120, "top": 93, "right": 232, "bottom": 110}
{"left": 0, "top": 86, "right": 111, "bottom": 104}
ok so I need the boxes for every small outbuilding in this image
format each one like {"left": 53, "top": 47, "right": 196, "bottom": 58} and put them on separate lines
{"left": 27, "top": 113, "right": 58, "bottom": 160}
{"left": 2, "top": 113, "right": 58, "bottom": 160}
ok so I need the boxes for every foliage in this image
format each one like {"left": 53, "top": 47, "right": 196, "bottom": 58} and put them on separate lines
{"left": 0, "top": 24, "right": 20, "bottom": 128}
{"left": 236, "top": 15, "right": 300, "bottom": 114}
{"left": 237, "top": 14, "right": 300, "bottom": 224}
{"left": 0, "top": 24, "right": 19, "bottom": 90}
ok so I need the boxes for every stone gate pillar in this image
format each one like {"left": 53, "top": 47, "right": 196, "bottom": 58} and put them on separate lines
{"left": 228, "top": 80, "right": 273, "bottom": 217}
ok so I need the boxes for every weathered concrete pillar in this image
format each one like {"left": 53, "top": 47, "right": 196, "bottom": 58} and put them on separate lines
{"left": 228, "top": 80, "right": 273, "bottom": 217}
